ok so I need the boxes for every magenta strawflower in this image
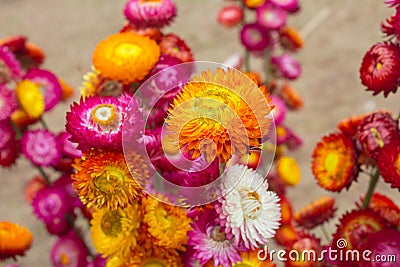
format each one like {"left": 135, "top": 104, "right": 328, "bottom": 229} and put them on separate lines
{"left": 0, "top": 84, "right": 17, "bottom": 121}
{"left": 269, "top": 0, "right": 299, "bottom": 13}
{"left": 66, "top": 94, "right": 141, "bottom": 151}
{"left": 53, "top": 174, "right": 82, "bottom": 209}
{"left": 21, "top": 129, "right": 61, "bottom": 167}
{"left": 0, "top": 45, "right": 22, "bottom": 84}
{"left": 51, "top": 231, "right": 89, "bottom": 267}
{"left": 360, "top": 229, "right": 400, "bottom": 267}
{"left": 270, "top": 95, "right": 287, "bottom": 125}
{"left": 24, "top": 68, "right": 62, "bottom": 111}
{"left": 32, "top": 186, "right": 73, "bottom": 235}
{"left": 385, "top": 0, "right": 400, "bottom": 8}
{"left": 0, "top": 141, "right": 19, "bottom": 167}
{"left": 0, "top": 120, "right": 16, "bottom": 148}
{"left": 272, "top": 54, "right": 301, "bottom": 80}
{"left": 256, "top": 3, "right": 287, "bottom": 30}
{"left": 240, "top": 23, "right": 271, "bottom": 52}
{"left": 124, "top": 0, "right": 177, "bottom": 28}
{"left": 188, "top": 207, "right": 242, "bottom": 267}
{"left": 382, "top": 7, "right": 400, "bottom": 39}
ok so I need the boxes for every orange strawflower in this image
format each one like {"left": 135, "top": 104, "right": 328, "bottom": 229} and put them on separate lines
{"left": 279, "top": 26, "right": 303, "bottom": 51}
{"left": 58, "top": 78, "right": 74, "bottom": 100}
{"left": 279, "top": 83, "right": 303, "bottom": 110}
{"left": 294, "top": 196, "right": 336, "bottom": 229}
{"left": 0, "top": 221, "right": 33, "bottom": 261}
{"left": 275, "top": 224, "right": 299, "bottom": 247}
{"left": 92, "top": 32, "right": 160, "bottom": 84}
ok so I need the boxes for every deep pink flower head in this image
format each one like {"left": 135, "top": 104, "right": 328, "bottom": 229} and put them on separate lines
{"left": 53, "top": 174, "right": 82, "bottom": 209}
{"left": 124, "top": 0, "right": 177, "bottom": 28}
{"left": 385, "top": 0, "right": 400, "bottom": 8}
{"left": 146, "top": 87, "right": 180, "bottom": 128}
{"left": 270, "top": 95, "right": 287, "bottom": 125}
{"left": 188, "top": 207, "right": 242, "bottom": 267}
{"left": 21, "top": 129, "right": 61, "bottom": 167}
{"left": 360, "top": 229, "right": 400, "bottom": 267}
{"left": 0, "top": 45, "right": 22, "bottom": 84}
{"left": 0, "top": 84, "right": 18, "bottom": 121}
{"left": 256, "top": 3, "right": 287, "bottom": 30}
{"left": 382, "top": 7, "right": 400, "bottom": 39}
{"left": 240, "top": 23, "right": 271, "bottom": 52}
{"left": 217, "top": 5, "right": 244, "bottom": 28}
{"left": 51, "top": 230, "right": 89, "bottom": 267}
{"left": 66, "top": 94, "right": 141, "bottom": 151}
{"left": 272, "top": 54, "right": 302, "bottom": 80}
{"left": 269, "top": 0, "right": 299, "bottom": 13}
{"left": 32, "top": 186, "right": 73, "bottom": 235}
{"left": 0, "top": 120, "right": 19, "bottom": 167}
{"left": 87, "top": 254, "right": 107, "bottom": 267}
{"left": 24, "top": 68, "right": 62, "bottom": 111}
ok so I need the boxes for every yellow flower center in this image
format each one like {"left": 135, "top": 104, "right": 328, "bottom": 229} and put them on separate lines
{"left": 240, "top": 190, "right": 262, "bottom": 219}
{"left": 324, "top": 151, "right": 341, "bottom": 175}
{"left": 210, "top": 226, "right": 226, "bottom": 242}
{"left": 91, "top": 104, "right": 120, "bottom": 131}
{"left": 142, "top": 260, "right": 165, "bottom": 267}
{"left": 370, "top": 128, "right": 384, "bottom": 148}
{"left": 94, "top": 168, "right": 125, "bottom": 194}
{"left": 376, "top": 62, "right": 383, "bottom": 71}
{"left": 140, "top": 0, "right": 162, "bottom": 3}
{"left": 235, "top": 264, "right": 252, "bottom": 267}
{"left": 0, "top": 61, "right": 12, "bottom": 84}
{"left": 114, "top": 43, "right": 143, "bottom": 59}
{"left": 100, "top": 210, "right": 122, "bottom": 237}
{"left": 60, "top": 253, "right": 70, "bottom": 266}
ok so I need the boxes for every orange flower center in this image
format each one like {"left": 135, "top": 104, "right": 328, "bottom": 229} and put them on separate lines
{"left": 240, "top": 190, "right": 262, "bottom": 219}
{"left": 142, "top": 260, "right": 165, "bottom": 267}
{"left": 94, "top": 168, "right": 125, "bottom": 194}
{"left": 60, "top": 253, "right": 70, "bottom": 265}
{"left": 114, "top": 43, "right": 143, "bottom": 58}
{"left": 236, "top": 264, "right": 252, "bottom": 267}
{"left": 91, "top": 104, "right": 120, "bottom": 130}
{"left": 100, "top": 210, "right": 122, "bottom": 237}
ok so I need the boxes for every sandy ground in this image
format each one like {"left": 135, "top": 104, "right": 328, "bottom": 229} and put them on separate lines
{"left": 0, "top": 0, "right": 399, "bottom": 266}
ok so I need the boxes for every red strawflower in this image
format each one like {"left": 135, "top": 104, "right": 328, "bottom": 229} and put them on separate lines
{"left": 337, "top": 113, "right": 368, "bottom": 139}
{"left": 381, "top": 7, "right": 400, "bottom": 39}
{"left": 358, "top": 193, "right": 400, "bottom": 227}
{"left": 294, "top": 196, "right": 336, "bottom": 229}
{"left": 360, "top": 42, "right": 400, "bottom": 97}
{"left": 377, "top": 141, "right": 400, "bottom": 190}
{"left": 285, "top": 231, "right": 321, "bottom": 267}
{"left": 217, "top": 5, "right": 244, "bottom": 28}
{"left": 356, "top": 111, "right": 399, "bottom": 160}
{"left": 159, "top": 33, "right": 194, "bottom": 62}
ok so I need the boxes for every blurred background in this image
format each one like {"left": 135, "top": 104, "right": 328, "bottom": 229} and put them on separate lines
{"left": 0, "top": 0, "right": 398, "bottom": 266}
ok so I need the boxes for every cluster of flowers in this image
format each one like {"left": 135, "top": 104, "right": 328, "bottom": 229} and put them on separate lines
{"left": 0, "top": 35, "right": 97, "bottom": 266}
{"left": 273, "top": 1, "right": 400, "bottom": 266}
{"left": 61, "top": 0, "right": 309, "bottom": 266}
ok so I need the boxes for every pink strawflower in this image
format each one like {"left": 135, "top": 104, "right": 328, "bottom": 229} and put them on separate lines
{"left": 270, "top": 95, "right": 287, "bottom": 125}
{"left": 145, "top": 87, "right": 179, "bottom": 128}
{"left": 56, "top": 132, "right": 82, "bottom": 159}
{"left": 385, "top": 0, "right": 400, "bottom": 8}
{"left": 217, "top": 5, "right": 244, "bottom": 28}
{"left": 51, "top": 231, "right": 89, "bottom": 267}
{"left": 269, "top": 0, "right": 299, "bottom": 13}
{"left": 286, "top": 127, "right": 303, "bottom": 150}
{"left": 21, "top": 129, "right": 61, "bottom": 167}
{"left": 0, "top": 45, "right": 22, "bottom": 84}
{"left": 256, "top": 3, "right": 287, "bottom": 30}
{"left": 32, "top": 186, "right": 73, "bottom": 235}
{"left": 382, "top": 8, "right": 400, "bottom": 39}
{"left": 240, "top": 23, "right": 271, "bottom": 52}
{"left": 24, "top": 68, "right": 62, "bottom": 111}
{"left": 87, "top": 255, "right": 107, "bottom": 267}
{"left": 188, "top": 207, "right": 242, "bottom": 267}
{"left": 53, "top": 174, "right": 82, "bottom": 209}
{"left": 124, "top": 0, "right": 177, "bottom": 28}
{"left": 272, "top": 54, "right": 301, "bottom": 80}
{"left": 0, "top": 84, "right": 17, "bottom": 121}
{"left": 360, "top": 229, "right": 400, "bottom": 267}
{"left": 66, "top": 94, "right": 139, "bottom": 151}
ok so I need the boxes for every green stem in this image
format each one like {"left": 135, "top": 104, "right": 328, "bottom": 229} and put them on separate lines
{"left": 40, "top": 117, "right": 48, "bottom": 129}
{"left": 37, "top": 166, "right": 51, "bottom": 185}
{"left": 361, "top": 168, "right": 380, "bottom": 209}
{"left": 244, "top": 50, "right": 250, "bottom": 72}
{"left": 264, "top": 48, "right": 271, "bottom": 85}
{"left": 321, "top": 224, "right": 331, "bottom": 242}
{"left": 10, "top": 120, "right": 23, "bottom": 140}
{"left": 66, "top": 214, "right": 95, "bottom": 259}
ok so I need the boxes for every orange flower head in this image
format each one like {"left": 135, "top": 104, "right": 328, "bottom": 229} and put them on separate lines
{"left": 276, "top": 156, "right": 301, "bottom": 186}
{"left": 337, "top": 113, "right": 367, "bottom": 138}
{"left": 0, "top": 221, "right": 33, "bottom": 261}
{"left": 280, "top": 83, "right": 303, "bottom": 110}
{"left": 279, "top": 26, "right": 303, "bottom": 51}
{"left": 286, "top": 231, "right": 321, "bottom": 267}
{"left": 275, "top": 224, "right": 299, "bottom": 247}
{"left": 92, "top": 32, "right": 160, "bottom": 84}
{"left": 165, "top": 68, "right": 272, "bottom": 162}
{"left": 294, "top": 196, "right": 336, "bottom": 229}
{"left": 280, "top": 196, "right": 294, "bottom": 224}
{"left": 312, "top": 133, "right": 358, "bottom": 192}
{"left": 58, "top": 78, "right": 74, "bottom": 100}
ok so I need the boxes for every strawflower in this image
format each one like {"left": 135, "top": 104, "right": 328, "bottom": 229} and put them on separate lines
{"left": 0, "top": 221, "right": 33, "bottom": 261}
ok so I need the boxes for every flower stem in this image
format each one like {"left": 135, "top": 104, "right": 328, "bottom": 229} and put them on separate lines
{"left": 321, "top": 224, "right": 330, "bottom": 242}
{"left": 37, "top": 166, "right": 51, "bottom": 185}
{"left": 361, "top": 168, "right": 380, "bottom": 209}
{"left": 244, "top": 50, "right": 250, "bottom": 72}
{"left": 264, "top": 48, "right": 271, "bottom": 85}
{"left": 10, "top": 120, "right": 23, "bottom": 140}
{"left": 66, "top": 213, "right": 95, "bottom": 259}
{"left": 40, "top": 117, "right": 48, "bottom": 129}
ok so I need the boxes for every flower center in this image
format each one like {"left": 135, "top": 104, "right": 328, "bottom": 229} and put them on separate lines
{"left": 0, "top": 61, "right": 12, "bottom": 84}
{"left": 142, "top": 260, "right": 165, "bottom": 267}
{"left": 324, "top": 151, "right": 341, "bottom": 174}
{"left": 94, "top": 168, "right": 125, "bottom": 194}
{"left": 210, "top": 226, "right": 226, "bottom": 242}
{"left": 115, "top": 43, "right": 143, "bottom": 58}
{"left": 250, "top": 29, "right": 262, "bottom": 43}
{"left": 100, "top": 210, "right": 122, "bottom": 237}
{"left": 60, "top": 253, "right": 70, "bottom": 265}
{"left": 39, "top": 193, "right": 62, "bottom": 216}
{"left": 235, "top": 264, "right": 252, "bottom": 267}
{"left": 370, "top": 128, "right": 384, "bottom": 148}
{"left": 240, "top": 190, "right": 262, "bottom": 219}
{"left": 396, "top": 153, "right": 400, "bottom": 175}
{"left": 91, "top": 104, "right": 120, "bottom": 131}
